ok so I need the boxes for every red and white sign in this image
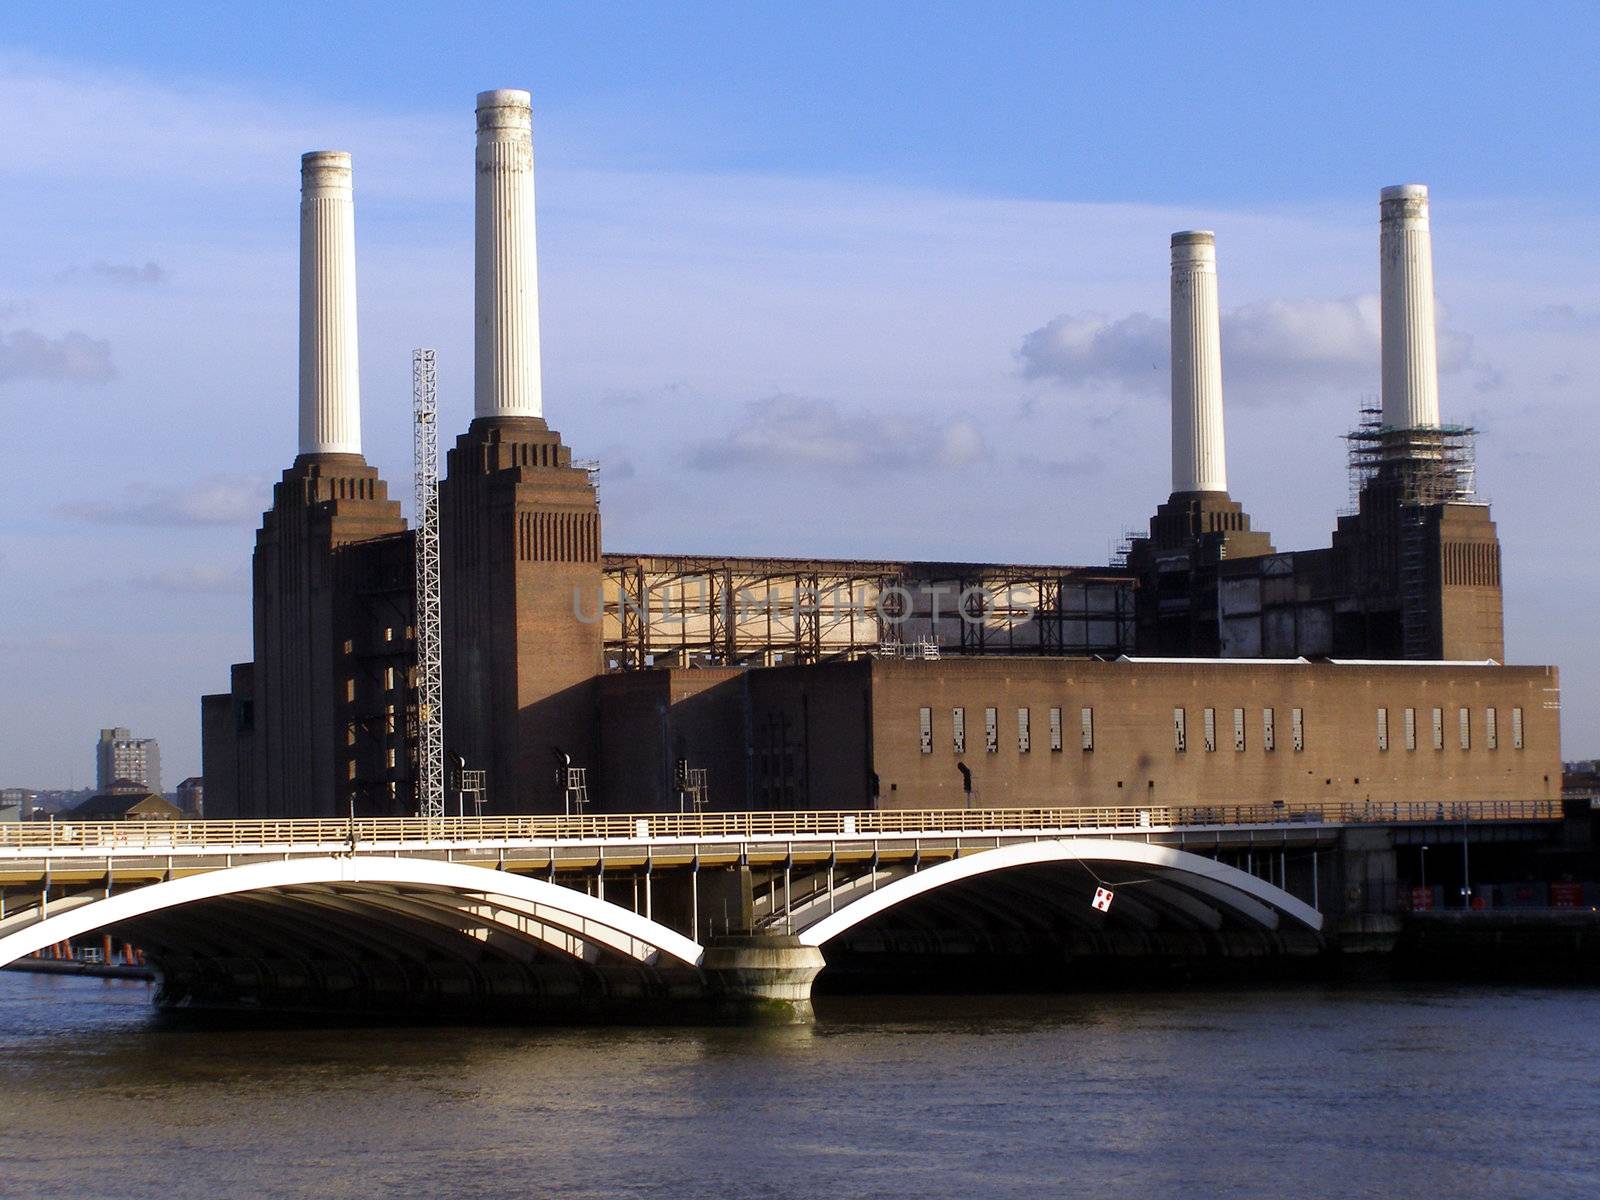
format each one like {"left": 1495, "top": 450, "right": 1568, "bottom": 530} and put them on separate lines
{"left": 1091, "top": 887, "right": 1114, "bottom": 913}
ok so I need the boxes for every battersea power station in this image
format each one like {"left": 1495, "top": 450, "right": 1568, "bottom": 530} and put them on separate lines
{"left": 201, "top": 89, "right": 1560, "bottom": 820}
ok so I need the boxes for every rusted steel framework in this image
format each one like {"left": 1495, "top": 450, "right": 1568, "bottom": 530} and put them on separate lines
{"left": 598, "top": 554, "right": 1134, "bottom": 669}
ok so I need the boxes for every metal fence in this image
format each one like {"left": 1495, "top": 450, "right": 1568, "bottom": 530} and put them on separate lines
{"left": 0, "top": 798, "right": 1562, "bottom": 853}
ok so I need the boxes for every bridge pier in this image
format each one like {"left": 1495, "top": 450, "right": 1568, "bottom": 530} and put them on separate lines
{"left": 701, "top": 934, "right": 826, "bottom": 1023}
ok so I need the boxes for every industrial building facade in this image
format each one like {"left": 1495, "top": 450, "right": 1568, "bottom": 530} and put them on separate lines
{"left": 202, "top": 92, "right": 1557, "bottom": 820}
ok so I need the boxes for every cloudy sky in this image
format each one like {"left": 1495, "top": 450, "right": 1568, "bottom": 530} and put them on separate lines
{"left": 2, "top": 2, "right": 1597, "bottom": 787}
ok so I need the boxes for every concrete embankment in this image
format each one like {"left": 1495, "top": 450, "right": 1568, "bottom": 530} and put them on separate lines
{"left": 3, "top": 958, "right": 155, "bottom": 981}
{"left": 1394, "top": 910, "right": 1600, "bottom": 982}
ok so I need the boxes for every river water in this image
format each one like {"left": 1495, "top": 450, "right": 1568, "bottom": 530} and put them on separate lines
{"left": 1, "top": 971, "right": 1597, "bottom": 1199}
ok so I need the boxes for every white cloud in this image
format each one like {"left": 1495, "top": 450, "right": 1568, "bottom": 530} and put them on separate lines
{"left": 89, "top": 260, "right": 168, "bottom": 285}
{"left": 689, "top": 394, "right": 990, "bottom": 473}
{"left": 1018, "top": 293, "right": 1485, "bottom": 402}
{"left": 0, "top": 327, "right": 115, "bottom": 383}
{"left": 60, "top": 475, "right": 268, "bottom": 527}
{"left": 130, "top": 564, "right": 245, "bottom": 594}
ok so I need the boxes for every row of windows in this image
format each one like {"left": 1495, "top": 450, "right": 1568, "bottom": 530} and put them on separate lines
{"left": 913, "top": 702, "right": 1526, "bottom": 758}
{"left": 1375, "top": 706, "right": 1523, "bottom": 752}
{"left": 343, "top": 667, "right": 413, "bottom": 703}
{"left": 1173, "top": 707, "right": 1303, "bottom": 753}
{"left": 919, "top": 706, "right": 1098, "bottom": 755}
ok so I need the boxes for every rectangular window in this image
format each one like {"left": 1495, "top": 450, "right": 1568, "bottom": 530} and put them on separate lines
{"left": 1233, "top": 707, "right": 1246, "bottom": 752}
{"left": 1458, "top": 707, "right": 1471, "bottom": 750}
{"left": 1291, "top": 708, "right": 1305, "bottom": 752}
{"left": 1512, "top": 706, "right": 1524, "bottom": 749}
{"left": 1017, "top": 708, "right": 1031, "bottom": 753}
{"left": 385, "top": 705, "right": 397, "bottom": 735}
{"left": 1262, "top": 708, "right": 1275, "bottom": 752}
{"left": 1081, "top": 707, "right": 1094, "bottom": 751}
{"left": 1203, "top": 707, "right": 1217, "bottom": 753}
{"left": 386, "top": 747, "right": 397, "bottom": 769}
{"left": 1486, "top": 707, "right": 1498, "bottom": 750}
{"left": 384, "top": 666, "right": 397, "bottom": 691}
{"left": 918, "top": 707, "right": 933, "bottom": 754}
{"left": 384, "top": 626, "right": 394, "bottom": 643}
{"left": 1049, "top": 707, "right": 1063, "bottom": 752}
{"left": 1404, "top": 707, "right": 1417, "bottom": 751}
{"left": 346, "top": 759, "right": 356, "bottom": 781}
{"left": 345, "top": 678, "right": 356, "bottom": 703}
{"left": 1173, "top": 707, "right": 1187, "bottom": 753}
{"left": 984, "top": 707, "right": 999, "bottom": 753}
{"left": 1377, "top": 707, "right": 1389, "bottom": 752}
{"left": 342, "top": 639, "right": 354, "bottom": 656}
{"left": 1431, "top": 707, "right": 1444, "bottom": 751}
{"left": 953, "top": 707, "right": 966, "bottom": 754}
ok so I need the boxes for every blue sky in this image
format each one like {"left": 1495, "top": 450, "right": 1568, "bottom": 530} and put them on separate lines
{"left": 2, "top": 2, "right": 1597, "bottom": 786}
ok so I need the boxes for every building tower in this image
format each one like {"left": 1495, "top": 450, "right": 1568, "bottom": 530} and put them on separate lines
{"left": 1332, "top": 185, "right": 1503, "bottom": 660}
{"left": 213, "top": 151, "right": 412, "bottom": 818}
{"left": 1129, "top": 231, "right": 1273, "bottom": 654}
{"left": 441, "top": 89, "right": 603, "bottom": 812}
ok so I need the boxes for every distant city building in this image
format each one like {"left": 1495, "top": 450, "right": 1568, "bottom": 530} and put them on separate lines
{"left": 175, "top": 776, "right": 204, "bottom": 818}
{"left": 0, "top": 788, "right": 33, "bottom": 823}
{"left": 71, "top": 780, "right": 182, "bottom": 822}
{"left": 96, "top": 728, "right": 161, "bottom": 792}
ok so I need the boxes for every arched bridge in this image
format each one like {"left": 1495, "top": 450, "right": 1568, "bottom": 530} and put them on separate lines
{"left": 0, "top": 800, "right": 1557, "bottom": 1019}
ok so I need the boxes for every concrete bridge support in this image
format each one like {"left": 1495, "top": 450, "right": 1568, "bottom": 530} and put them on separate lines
{"left": 701, "top": 934, "right": 827, "bottom": 1023}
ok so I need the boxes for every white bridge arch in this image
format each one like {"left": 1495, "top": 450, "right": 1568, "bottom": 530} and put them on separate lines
{"left": 794, "top": 838, "right": 1323, "bottom": 946}
{"left": 0, "top": 855, "right": 705, "bottom": 971}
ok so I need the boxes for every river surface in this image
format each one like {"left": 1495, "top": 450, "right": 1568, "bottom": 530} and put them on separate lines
{"left": 1, "top": 971, "right": 1597, "bottom": 1199}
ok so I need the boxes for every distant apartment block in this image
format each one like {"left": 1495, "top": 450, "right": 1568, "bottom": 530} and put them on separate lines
{"left": 96, "top": 727, "right": 162, "bottom": 793}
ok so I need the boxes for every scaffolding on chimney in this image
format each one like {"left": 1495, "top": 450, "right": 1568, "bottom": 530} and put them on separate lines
{"left": 1344, "top": 407, "right": 1480, "bottom": 658}
{"left": 1345, "top": 414, "right": 1478, "bottom": 509}
{"left": 412, "top": 349, "right": 445, "bottom": 818}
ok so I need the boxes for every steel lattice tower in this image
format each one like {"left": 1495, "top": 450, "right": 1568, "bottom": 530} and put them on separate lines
{"left": 412, "top": 349, "right": 445, "bottom": 817}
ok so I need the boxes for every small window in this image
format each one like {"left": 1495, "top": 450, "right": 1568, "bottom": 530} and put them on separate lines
{"left": 1512, "top": 706, "right": 1524, "bottom": 750}
{"left": 1233, "top": 707, "right": 1246, "bottom": 752}
{"left": 384, "top": 626, "right": 395, "bottom": 643}
{"left": 918, "top": 707, "right": 932, "bottom": 754}
{"left": 1291, "top": 707, "right": 1305, "bottom": 752}
{"left": 345, "top": 678, "right": 356, "bottom": 703}
{"left": 1049, "top": 707, "right": 1063, "bottom": 752}
{"left": 385, "top": 666, "right": 397, "bottom": 691}
{"left": 1458, "top": 707, "right": 1471, "bottom": 750}
{"left": 1017, "top": 707, "right": 1031, "bottom": 753}
{"left": 1173, "top": 707, "right": 1187, "bottom": 753}
{"left": 984, "top": 707, "right": 998, "bottom": 753}
{"left": 952, "top": 707, "right": 966, "bottom": 754}
{"left": 1377, "top": 707, "right": 1389, "bottom": 752}
{"left": 1404, "top": 707, "right": 1417, "bottom": 751}
{"left": 346, "top": 759, "right": 356, "bottom": 781}
{"left": 1203, "top": 707, "right": 1217, "bottom": 753}
{"left": 1431, "top": 707, "right": 1444, "bottom": 751}
{"left": 1081, "top": 707, "right": 1094, "bottom": 752}
{"left": 342, "top": 639, "right": 354, "bottom": 656}
{"left": 386, "top": 747, "right": 397, "bottom": 769}
{"left": 1486, "top": 707, "right": 1498, "bottom": 750}
{"left": 1262, "top": 708, "right": 1275, "bottom": 752}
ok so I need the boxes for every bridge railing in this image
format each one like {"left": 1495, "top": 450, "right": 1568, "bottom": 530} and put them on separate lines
{"left": 0, "top": 798, "right": 1562, "bottom": 852}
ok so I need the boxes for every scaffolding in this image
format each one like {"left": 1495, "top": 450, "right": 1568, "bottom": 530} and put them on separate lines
{"left": 1344, "top": 407, "right": 1480, "bottom": 659}
{"left": 412, "top": 349, "right": 445, "bottom": 818}
{"left": 1345, "top": 410, "right": 1478, "bottom": 511}
{"left": 598, "top": 554, "right": 1135, "bottom": 669}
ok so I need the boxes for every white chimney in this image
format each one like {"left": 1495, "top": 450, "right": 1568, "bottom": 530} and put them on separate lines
{"left": 474, "top": 88, "right": 543, "bottom": 420}
{"left": 298, "top": 151, "right": 362, "bottom": 456}
{"left": 1170, "top": 231, "right": 1227, "bottom": 494}
{"left": 1379, "top": 184, "right": 1442, "bottom": 430}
